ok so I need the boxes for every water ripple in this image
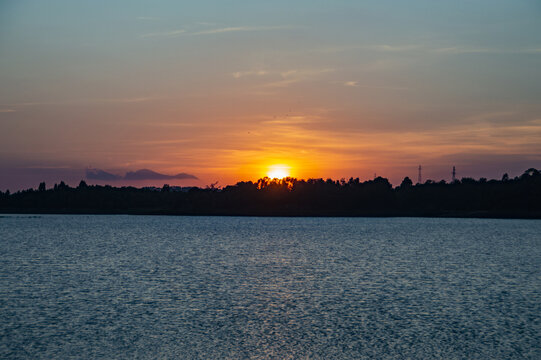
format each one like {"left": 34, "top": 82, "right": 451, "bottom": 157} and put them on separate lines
{"left": 0, "top": 215, "right": 540, "bottom": 359}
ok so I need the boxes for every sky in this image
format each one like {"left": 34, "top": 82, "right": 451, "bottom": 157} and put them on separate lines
{"left": 1, "top": 0, "right": 541, "bottom": 190}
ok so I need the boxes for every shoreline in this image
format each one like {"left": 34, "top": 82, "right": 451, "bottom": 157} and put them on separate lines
{"left": 2, "top": 209, "right": 540, "bottom": 220}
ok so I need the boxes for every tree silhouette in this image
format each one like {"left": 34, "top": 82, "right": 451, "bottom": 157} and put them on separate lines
{"left": 0, "top": 168, "right": 539, "bottom": 218}
{"left": 400, "top": 177, "right": 413, "bottom": 188}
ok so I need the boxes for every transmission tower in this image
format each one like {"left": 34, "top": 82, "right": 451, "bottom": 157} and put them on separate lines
{"left": 452, "top": 166, "right": 456, "bottom": 182}
{"left": 418, "top": 165, "right": 422, "bottom": 184}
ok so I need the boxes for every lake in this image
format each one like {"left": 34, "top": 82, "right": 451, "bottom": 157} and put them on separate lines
{"left": 1, "top": 215, "right": 540, "bottom": 359}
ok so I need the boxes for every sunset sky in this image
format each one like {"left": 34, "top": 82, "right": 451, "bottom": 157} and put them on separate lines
{"left": 1, "top": 0, "right": 541, "bottom": 190}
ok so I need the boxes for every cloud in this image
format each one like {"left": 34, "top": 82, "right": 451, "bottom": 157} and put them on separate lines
{"left": 432, "top": 46, "right": 541, "bottom": 55}
{"left": 462, "top": 111, "right": 517, "bottom": 123}
{"left": 86, "top": 168, "right": 198, "bottom": 181}
{"left": 432, "top": 47, "right": 494, "bottom": 54}
{"left": 365, "top": 44, "right": 541, "bottom": 55}
{"left": 86, "top": 168, "right": 122, "bottom": 181}
{"left": 261, "top": 115, "right": 316, "bottom": 125}
{"left": 0, "top": 109, "right": 15, "bottom": 113}
{"left": 340, "top": 82, "right": 410, "bottom": 91}
{"left": 1, "top": 97, "right": 154, "bottom": 108}
{"left": 370, "top": 44, "right": 423, "bottom": 52}
{"left": 262, "top": 68, "right": 335, "bottom": 88}
{"left": 280, "top": 68, "right": 335, "bottom": 78}
{"left": 232, "top": 70, "right": 269, "bottom": 78}
{"left": 307, "top": 43, "right": 541, "bottom": 56}
{"left": 192, "top": 25, "right": 295, "bottom": 36}
{"left": 124, "top": 169, "right": 198, "bottom": 180}
{"left": 100, "top": 97, "right": 154, "bottom": 104}
{"left": 142, "top": 25, "right": 297, "bottom": 38}
{"left": 141, "top": 29, "right": 186, "bottom": 38}
{"left": 230, "top": 68, "right": 334, "bottom": 87}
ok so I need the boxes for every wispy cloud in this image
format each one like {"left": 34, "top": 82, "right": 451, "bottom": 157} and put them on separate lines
{"left": 261, "top": 115, "right": 318, "bottom": 125}
{"left": 370, "top": 44, "right": 541, "bottom": 55}
{"left": 341, "top": 82, "right": 410, "bottom": 91}
{"left": 263, "top": 68, "right": 335, "bottom": 88}
{"left": 138, "top": 139, "right": 193, "bottom": 145}
{"left": 432, "top": 47, "right": 494, "bottom": 54}
{"left": 100, "top": 97, "right": 154, "bottom": 104}
{"left": 192, "top": 25, "right": 296, "bottom": 36}
{"left": 432, "top": 46, "right": 541, "bottom": 55}
{"left": 308, "top": 44, "right": 422, "bottom": 54}
{"left": 0, "top": 109, "right": 16, "bottom": 113}
{"left": 142, "top": 25, "right": 298, "bottom": 38}
{"left": 141, "top": 29, "right": 186, "bottom": 38}
{"left": 369, "top": 44, "right": 424, "bottom": 52}
{"left": 232, "top": 70, "right": 269, "bottom": 79}
{"left": 462, "top": 111, "right": 517, "bottom": 123}
{"left": 230, "top": 68, "right": 335, "bottom": 88}
{"left": 1, "top": 97, "right": 154, "bottom": 108}
{"left": 307, "top": 43, "right": 541, "bottom": 56}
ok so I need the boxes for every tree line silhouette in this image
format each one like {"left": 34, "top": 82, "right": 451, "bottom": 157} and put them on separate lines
{"left": 1, "top": 168, "right": 540, "bottom": 218}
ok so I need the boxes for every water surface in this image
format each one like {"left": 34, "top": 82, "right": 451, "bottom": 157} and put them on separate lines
{"left": 1, "top": 215, "right": 540, "bottom": 359}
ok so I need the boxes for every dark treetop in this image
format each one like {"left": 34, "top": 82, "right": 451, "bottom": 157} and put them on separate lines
{"left": 1, "top": 168, "right": 540, "bottom": 218}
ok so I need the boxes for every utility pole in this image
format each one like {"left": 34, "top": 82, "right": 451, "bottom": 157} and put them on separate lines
{"left": 452, "top": 166, "right": 456, "bottom": 182}
{"left": 418, "top": 165, "right": 422, "bottom": 184}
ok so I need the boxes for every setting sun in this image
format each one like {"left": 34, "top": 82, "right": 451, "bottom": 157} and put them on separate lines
{"left": 267, "top": 164, "right": 291, "bottom": 179}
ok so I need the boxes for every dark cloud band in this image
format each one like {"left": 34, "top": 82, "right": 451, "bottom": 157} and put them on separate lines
{"left": 86, "top": 168, "right": 197, "bottom": 181}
